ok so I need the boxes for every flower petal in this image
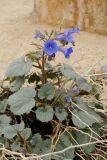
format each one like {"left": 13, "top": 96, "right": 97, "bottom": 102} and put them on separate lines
{"left": 66, "top": 96, "right": 71, "bottom": 103}
{"left": 59, "top": 47, "right": 73, "bottom": 59}
{"left": 44, "top": 40, "right": 58, "bottom": 56}
{"left": 66, "top": 26, "right": 80, "bottom": 34}
{"left": 56, "top": 34, "right": 65, "bottom": 41}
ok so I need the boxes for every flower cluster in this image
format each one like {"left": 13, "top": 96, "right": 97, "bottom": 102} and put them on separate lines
{"left": 34, "top": 27, "right": 79, "bottom": 59}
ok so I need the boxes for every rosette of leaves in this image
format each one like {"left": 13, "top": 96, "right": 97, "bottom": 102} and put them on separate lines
{"left": 0, "top": 28, "right": 106, "bottom": 160}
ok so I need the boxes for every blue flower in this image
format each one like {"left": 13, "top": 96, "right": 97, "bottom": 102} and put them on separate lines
{"left": 56, "top": 26, "right": 79, "bottom": 44}
{"left": 68, "top": 26, "right": 80, "bottom": 34}
{"left": 34, "top": 31, "right": 45, "bottom": 39}
{"left": 66, "top": 96, "right": 71, "bottom": 103}
{"left": 44, "top": 40, "right": 58, "bottom": 56}
{"left": 59, "top": 47, "right": 73, "bottom": 59}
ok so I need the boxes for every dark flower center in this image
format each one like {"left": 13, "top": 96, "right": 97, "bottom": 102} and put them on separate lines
{"left": 48, "top": 43, "right": 53, "bottom": 49}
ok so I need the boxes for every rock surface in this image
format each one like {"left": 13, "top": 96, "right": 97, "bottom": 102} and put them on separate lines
{"left": 34, "top": 0, "right": 107, "bottom": 35}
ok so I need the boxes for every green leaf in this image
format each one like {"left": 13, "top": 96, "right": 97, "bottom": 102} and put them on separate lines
{"left": 55, "top": 132, "right": 75, "bottom": 160}
{"left": 32, "top": 138, "right": 51, "bottom": 155}
{"left": 3, "top": 125, "right": 17, "bottom": 139}
{"left": 9, "top": 87, "right": 36, "bottom": 115}
{"left": 61, "top": 65, "right": 77, "bottom": 80}
{"left": 72, "top": 103, "right": 102, "bottom": 128}
{"left": 40, "top": 139, "right": 51, "bottom": 154}
{"left": 21, "top": 128, "right": 31, "bottom": 140}
{"left": 0, "top": 137, "right": 9, "bottom": 148}
{"left": 14, "top": 121, "right": 25, "bottom": 131}
{"left": 92, "top": 124, "right": 101, "bottom": 138}
{"left": 61, "top": 65, "right": 92, "bottom": 93}
{"left": 31, "top": 133, "right": 42, "bottom": 146}
{"left": 76, "top": 131, "right": 95, "bottom": 153}
{"left": 76, "top": 76, "right": 92, "bottom": 92}
{"left": 59, "top": 133, "right": 71, "bottom": 146}
{"left": 31, "top": 133, "right": 51, "bottom": 155}
{"left": 38, "top": 83, "right": 55, "bottom": 100}
{"left": 0, "top": 115, "right": 11, "bottom": 135}
{"left": 5, "top": 57, "right": 32, "bottom": 77}
{"left": 10, "top": 77, "right": 24, "bottom": 92}
{"left": 11, "top": 141, "right": 21, "bottom": 151}
{"left": 36, "top": 105, "right": 54, "bottom": 122}
{"left": 0, "top": 99, "right": 8, "bottom": 113}
{"left": 55, "top": 107, "right": 67, "bottom": 121}
{"left": 3, "top": 122, "right": 25, "bottom": 139}
{"left": 0, "top": 115, "right": 11, "bottom": 128}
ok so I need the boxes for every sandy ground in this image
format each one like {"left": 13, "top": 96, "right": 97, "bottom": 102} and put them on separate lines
{"left": 0, "top": 0, "right": 107, "bottom": 76}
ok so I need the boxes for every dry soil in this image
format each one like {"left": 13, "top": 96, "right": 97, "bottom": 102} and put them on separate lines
{"left": 0, "top": 0, "right": 107, "bottom": 76}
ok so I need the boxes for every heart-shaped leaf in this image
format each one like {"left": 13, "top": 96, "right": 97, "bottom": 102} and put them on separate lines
{"left": 9, "top": 87, "right": 36, "bottom": 115}
{"left": 3, "top": 122, "right": 25, "bottom": 139}
{"left": 38, "top": 83, "right": 55, "bottom": 100}
{"left": 61, "top": 65, "right": 77, "bottom": 80}
{"left": 55, "top": 107, "right": 67, "bottom": 121}
{"left": 36, "top": 105, "right": 54, "bottom": 122}
{"left": 3, "top": 126, "right": 18, "bottom": 139}
{"left": 5, "top": 57, "right": 32, "bottom": 77}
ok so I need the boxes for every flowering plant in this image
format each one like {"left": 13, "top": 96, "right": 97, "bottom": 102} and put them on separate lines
{"left": 0, "top": 27, "right": 107, "bottom": 160}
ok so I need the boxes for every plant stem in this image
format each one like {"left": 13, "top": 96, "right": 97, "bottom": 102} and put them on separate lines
{"left": 33, "top": 64, "right": 40, "bottom": 69}
{"left": 41, "top": 52, "right": 46, "bottom": 84}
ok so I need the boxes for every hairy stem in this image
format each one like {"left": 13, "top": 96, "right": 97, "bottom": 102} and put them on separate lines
{"left": 41, "top": 52, "right": 46, "bottom": 84}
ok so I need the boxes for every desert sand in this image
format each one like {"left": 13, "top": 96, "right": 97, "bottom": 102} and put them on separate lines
{"left": 0, "top": 0, "right": 107, "bottom": 76}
